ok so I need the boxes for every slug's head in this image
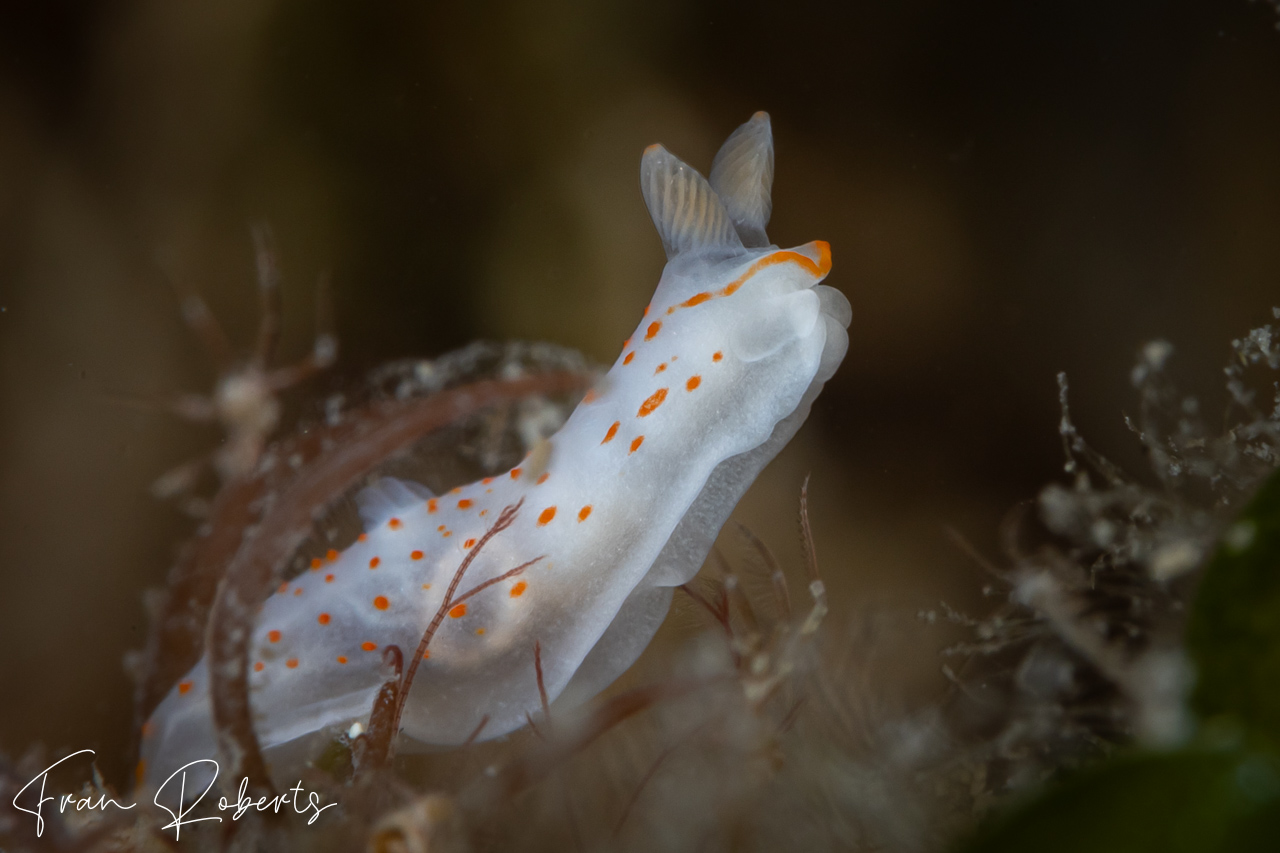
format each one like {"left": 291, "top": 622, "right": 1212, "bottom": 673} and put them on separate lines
{"left": 637, "top": 113, "right": 850, "bottom": 414}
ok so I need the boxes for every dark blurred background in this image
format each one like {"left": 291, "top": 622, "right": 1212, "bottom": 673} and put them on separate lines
{"left": 2, "top": 0, "right": 1279, "bottom": 787}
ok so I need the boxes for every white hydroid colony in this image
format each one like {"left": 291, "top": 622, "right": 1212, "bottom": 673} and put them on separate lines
{"left": 139, "top": 112, "right": 851, "bottom": 790}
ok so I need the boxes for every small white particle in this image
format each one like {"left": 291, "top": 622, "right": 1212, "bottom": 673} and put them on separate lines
{"left": 1148, "top": 541, "right": 1202, "bottom": 582}
{"left": 1091, "top": 519, "right": 1116, "bottom": 548}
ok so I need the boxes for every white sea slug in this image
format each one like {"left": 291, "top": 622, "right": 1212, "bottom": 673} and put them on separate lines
{"left": 138, "top": 111, "right": 851, "bottom": 791}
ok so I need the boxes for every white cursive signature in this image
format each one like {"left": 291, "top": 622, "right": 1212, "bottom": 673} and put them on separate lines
{"left": 11, "top": 750, "right": 136, "bottom": 838}
{"left": 9, "top": 750, "right": 336, "bottom": 841}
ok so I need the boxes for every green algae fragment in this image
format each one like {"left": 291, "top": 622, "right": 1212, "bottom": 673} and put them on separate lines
{"left": 957, "top": 750, "right": 1279, "bottom": 853}
{"left": 1187, "top": 468, "right": 1280, "bottom": 750}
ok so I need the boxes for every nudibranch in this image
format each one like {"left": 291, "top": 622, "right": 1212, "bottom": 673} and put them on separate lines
{"left": 138, "top": 111, "right": 850, "bottom": 791}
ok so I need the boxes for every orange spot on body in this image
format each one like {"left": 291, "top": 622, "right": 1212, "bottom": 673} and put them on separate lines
{"left": 458, "top": 499, "right": 473, "bottom": 510}
{"left": 638, "top": 387, "right": 668, "bottom": 417}
{"left": 374, "top": 595, "right": 390, "bottom": 610}
{"left": 578, "top": 505, "right": 592, "bottom": 522}
{"left": 536, "top": 472, "right": 549, "bottom": 485}
{"left": 666, "top": 291, "right": 713, "bottom": 314}
{"left": 713, "top": 351, "right": 723, "bottom": 362}
{"left": 362, "top": 642, "right": 378, "bottom": 652}
{"left": 464, "top": 538, "right": 477, "bottom": 548}
{"left": 630, "top": 436, "right": 644, "bottom": 454}
{"left": 178, "top": 681, "right": 193, "bottom": 695}
{"left": 511, "top": 581, "right": 528, "bottom": 597}
{"left": 294, "top": 588, "right": 303, "bottom": 596}
{"left": 450, "top": 487, "right": 462, "bottom": 495}
{"left": 337, "top": 656, "right": 348, "bottom": 664}
{"left": 388, "top": 517, "right": 402, "bottom": 530}
{"left": 583, "top": 389, "right": 599, "bottom": 404}
{"left": 428, "top": 498, "right": 438, "bottom": 514}
{"left": 253, "top": 662, "right": 264, "bottom": 672}
{"left": 286, "top": 659, "right": 298, "bottom": 669}
{"left": 268, "top": 630, "right": 282, "bottom": 643}
{"left": 476, "top": 628, "right": 486, "bottom": 635}
{"left": 411, "top": 550, "right": 424, "bottom": 560}
{"left": 422, "top": 650, "right": 430, "bottom": 659}
{"left": 645, "top": 321, "right": 662, "bottom": 340}
{"left": 422, "top": 583, "right": 432, "bottom": 590}
{"left": 326, "top": 549, "right": 338, "bottom": 562}
{"left": 369, "top": 557, "right": 381, "bottom": 569}
{"left": 310, "top": 557, "right": 323, "bottom": 571}
{"left": 318, "top": 613, "right": 331, "bottom": 625}
{"left": 442, "top": 530, "right": 452, "bottom": 538}
{"left": 655, "top": 363, "right": 667, "bottom": 374}
{"left": 325, "top": 573, "right": 335, "bottom": 583}
{"left": 623, "top": 351, "right": 635, "bottom": 365}
{"left": 449, "top": 603, "right": 468, "bottom": 619}
{"left": 602, "top": 421, "right": 620, "bottom": 444}
{"left": 358, "top": 533, "right": 368, "bottom": 542}
{"left": 643, "top": 304, "right": 650, "bottom": 316}
{"left": 687, "top": 375, "right": 702, "bottom": 391}
{"left": 538, "top": 506, "right": 557, "bottom": 526}
{"left": 510, "top": 468, "right": 522, "bottom": 480}
{"left": 482, "top": 477, "right": 494, "bottom": 485}
{"left": 278, "top": 583, "right": 288, "bottom": 594}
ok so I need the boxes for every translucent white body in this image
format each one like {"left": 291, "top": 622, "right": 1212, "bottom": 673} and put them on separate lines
{"left": 138, "top": 112, "right": 850, "bottom": 792}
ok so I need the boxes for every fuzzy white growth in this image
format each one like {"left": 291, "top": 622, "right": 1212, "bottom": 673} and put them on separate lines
{"left": 139, "top": 112, "right": 851, "bottom": 792}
